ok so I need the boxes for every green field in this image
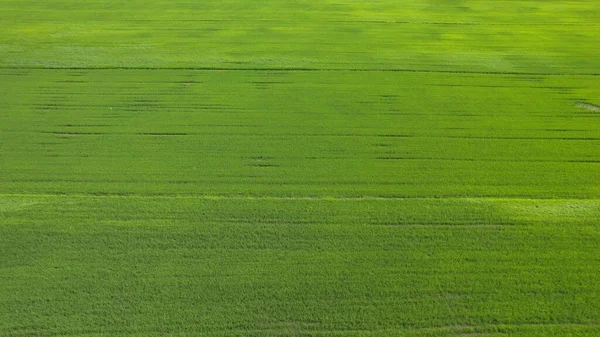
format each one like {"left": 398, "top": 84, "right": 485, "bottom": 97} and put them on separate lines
{"left": 1, "top": 1, "right": 599, "bottom": 336}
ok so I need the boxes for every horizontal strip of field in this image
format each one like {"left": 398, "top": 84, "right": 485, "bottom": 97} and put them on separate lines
{"left": 1, "top": 195, "right": 600, "bottom": 336}
{"left": 3, "top": 194, "right": 600, "bottom": 225}
{"left": 1, "top": 69, "right": 599, "bottom": 199}
{"left": 0, "top": 1, "right": 598, "bottom": 73}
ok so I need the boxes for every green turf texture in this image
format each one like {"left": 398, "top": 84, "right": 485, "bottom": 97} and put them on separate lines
{"left": 1, "top": 1, "right": 599, "bottom": 336}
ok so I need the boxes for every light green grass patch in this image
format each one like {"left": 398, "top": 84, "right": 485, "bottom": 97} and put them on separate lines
{"left": 0, "top": 196, "right": 46, "bottom": 213}
{"left": 492, "top": 199, "right": 600, "bottom": 224}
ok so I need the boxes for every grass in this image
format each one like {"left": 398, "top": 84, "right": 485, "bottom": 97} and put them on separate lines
{"left": 1, "top": 0, "right": 599, "bottom": 336}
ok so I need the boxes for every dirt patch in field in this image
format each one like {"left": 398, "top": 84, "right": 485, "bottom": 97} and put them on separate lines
{"left": 576, "top": 102, "right": 600, "bottom": 112}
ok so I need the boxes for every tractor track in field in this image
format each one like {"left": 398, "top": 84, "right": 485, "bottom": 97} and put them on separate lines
{"left": 23, "top": 322, "right": 600, "bottom": 337}
{"left": 4, "top": 130, "right": 598, "bottom": 141}
{"left": 375, "top": 157, "right": 600, "bottom": 164}
{"left": 1, "top": 66, "right": 598, "bottom": 77}
{"left": 7, "top": 17, "right": 597, "bottom": 26}
{"left": 2, "top": 193, "right": 599, "bottom": 202}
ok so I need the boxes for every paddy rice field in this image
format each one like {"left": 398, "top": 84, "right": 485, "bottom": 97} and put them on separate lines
{"left": 1, "top": 1, "right": 599, "bottom": 336}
